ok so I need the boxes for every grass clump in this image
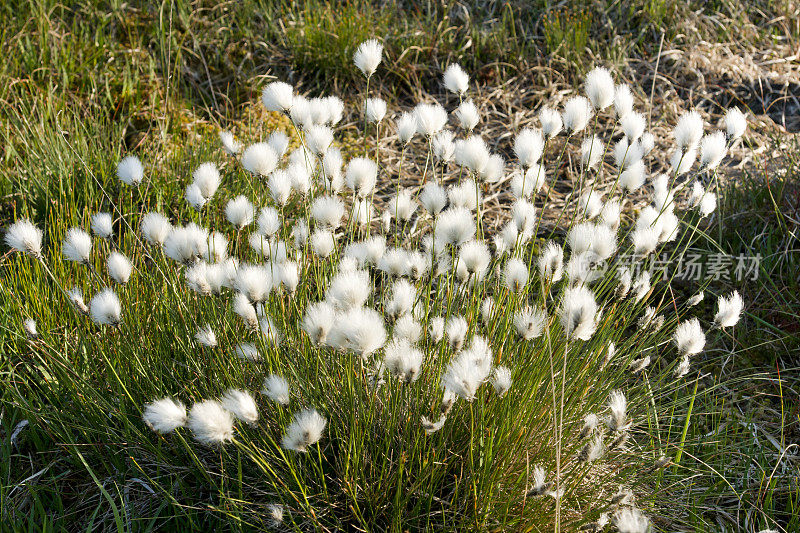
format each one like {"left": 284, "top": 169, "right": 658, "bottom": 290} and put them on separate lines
{"left": 1, "top": 36, "right": 760, "bottom": 531}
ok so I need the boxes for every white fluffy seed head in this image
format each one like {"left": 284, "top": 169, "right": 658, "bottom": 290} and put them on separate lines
{"left": 443, "top": 63, "right": 469, "bottom": 95}
{"left": 432, "top": 130, "right": 455, "bottom": 163}
{"left": 613, "top": 507, "right": 649, "bottom": 533}
{"left": 221, "top": 389, "right": 259, "bottom": 425}
{"left": 434, "top": 207, "right": 476, "bottom": 249}
{"left": 186, "top": 262, "right": 215, "bottom": 296}
{"left": 288, "top": 159, "right": 313, "bottom": 196}
{"left": 687, "top": 292, "right": 704, "bottom": 308}
{"left": 585, "top": 67, "right": 615, "bottom": 110}
{"left": 225, "top": 195, "right": 255, "bottom": 229}
{"left": 504, "top": 257, "right": 529, "bottom": 292}
{"left": 143, "top": 398, "right": 187, "bottom": 434}
{"left": 311, "top": 229, "right": 335, "bottom": 258}
{"left": 354, "top": 199, "right": 374, "bottom": 227}
{"left": 141, "top": 212, "right": 171, "bottom": 246}
{"left": 538, "top": 241, "right": 564, "bottom": 282}
{"left": 562, "top": 96, "right": 593, "bottom": 133}
{"left": 267, "top": 130, "right": 290, "bottom": 158}
{"left": 454, "top": 100, "right": 480, "bottom": 131}
{"left": 539, "top": 106, "right": 563, "bottom": 139}
{"left": 275, "top": 261, "right": 300, "bottom": 294}
{"left": 639, "top": 131, "right": 655, "bottom": 155}
{"left": 241, "top": 143, "right": 278, "bottom": 177}
{"left": 194, "top": 325, "right": 218, "bottom": 348}
{"left": 578, "top": 190, "right": 603, "bottom": 220}
{"left": 192, "top": 162, "right": 221, "bottom": 199}
{"left": 308, "top": 97, "right": 330, "bottom": 125}
{"left": 185, "top": 183, "right": 206, "bottom": 210}
{"left": 511, "top": 164, "right": 546, "bottom": 199}
{"left": 267, "top": 169, "right": 292, "bottom": 206}
{"left": 700, "top": 131, "right": 727, "bottom": 170}
{"left": 640, "top": 307, "right": 661, "bottom": 332}
{"left": 322, "top": 147, "right": 344, "bottom": 191}
{"left": 289, "top": 95, "right": 312, "bottom": 128}
{"left": 560, "top": 285, "right": 598, "bottom": 341}
{"left": 724, "top": 107, "right": 747, "bottom": 140}
{"left": 670, "top": 147, "right": 696, "bottom": 175}
{"left": 67, "top": 286, "right": 89, "bottom": 315}
{"left": 614, "top": 83, "right": 634, "bottom": 118}
{"left": 266, "top": 504, "right": 284, "bottom": 527}
{"left": 441, "top": 348, "right": 491, "bottom": 401}
{"left": 345, "top": 157, "right": 378, "bottom": 198}
{"left": 219, "top": 130, "right": 242, "bottom": 155}
{"left": 354, "top": 39, "right": 383, "bottom": 77}
{"left": 387, "top": 189, "right": 418, "bottom": 222}
{"left": 614, "top": 137, "right": 643, "bottom": 170}
{"left": 383, "top": 338, "right": 424, "bottom": 383}
{"left": 23, "top": 318, "right": 37, "bottom": 338}
{"left": 673, "top": 110, "right": 704, "bottom": 151}
{"left": 302, "top": 301, "right": 336, "bottom": 345}
{"left": 714, "top": 291, "right": 743, "bottom": 329}
{"left": 631, "top": 224, "right": 660, "bottom": 257}
{"left": 448, "top": 178, "right": 480, "bottom": 210}
{"left": 619, "top": 159, "right": 646, "bottom": 191}
{"left": 91, "top": 212, "right": 114, "bottom": 239}
{"left": 514, "top": 128, "right": 544, "bottom": 168}
{"left": 675, "top": 355, "right": 691, "bottom": 378}
{"left": 396, "top": 111, "right": 418, "bottom": 144}
{"left": 393, "top": 314, "right": 422, "bottom": 343}
{"left": 117, "top": 156, "right": 144, "bottom": 186}
{"left": 235, "top": 264, "right": 272, "bottom": 303}
{"left": 326, "top": 269, "right": 371, "bottom": 310}
{"left": 377, "top": 248, "right": 411, "bottom": 277}
{"left": 689, "top": 181, "right": 717, "bottom": 217}
{"left": 311, "top": 195, "right": 344, "bottom": 229}
{"left": 482, "top": 152, "right": 505, "bottom": 185}
{"left": 492, "top": 366, "right": 512, "bottom": 397}
{"left": 107, "top": 251, "right": 132, "bottom": 284}
{"left": 514, "top": 306, "right": 547, "bottom": 340}
{"left": 303, "top": 124, "right": 333, "bottom": 157}
{"left": 651, "top": 174, "right": 675, "bottom": 211}
{"left": 261, "top": 81, "right": 294, "bottom": 112}
{"left": 414, "top": 103, "right": 448, "bottom": 137}
{"left": 580, "top": 135, "right": 604, "bottom": 170}
{"left": 63, "top": 228, "right": 92, "bottom": 264}
{"left": 365, "top": 98, "right": 387, "bottom": 124}
{"left": 89, "top": 288, "right": 122, "bottom": 326}
{"left": 630, "top": 272, "right": 650, "bottom": 304}
{"left": 281, "top": 408, "right": 327, "bottom": 452}
{"left": 163, "top": 223, "right": 207, "bottom": 265}
{"left": 454, "top": 136, "right": 490, "bottom": 174}
{"left": 262, "top": 374, "right": 290, "bottom": 405}
{"left": 445, "top": 315, "right": 469, "bottom": 351}
{"left": 600, "top": 198, "right": 622, "bottom": 231}
{"left": 621, "top": 111, "right": 646, "bottom": 141}
{"left": 428, "top": 316, "right": 445, "bottom": 343}
{"left": 607, "top": 390, "right": 629, "bottom": 432}
{"left": 673, "top": 318, "right": 706, "bottom": 356}
{"left": 567, "top": 222, "right": 617, "bottom": 260}
{"left": 455, "top": 240, "right": 491, "bottom": 281}
{"left": 257, "top": 207, "right": 281, "bottom": 237}
{"left": 5, "top": 219, "right": 43, "bottom": 257}
{"left": 188, "top": 400, "right": 234, "bottom": 445}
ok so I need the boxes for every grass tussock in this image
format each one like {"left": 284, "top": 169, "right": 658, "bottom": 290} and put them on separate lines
{"left": 1, "top": 1, "right": 799, "bottom": 532}
{"left": 1, "top": 38, "right": 767, "bottom": 530}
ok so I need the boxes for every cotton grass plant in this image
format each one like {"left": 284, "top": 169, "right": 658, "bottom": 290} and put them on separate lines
{"left": 3, "top": 41, "right": 747, "bottom": 531}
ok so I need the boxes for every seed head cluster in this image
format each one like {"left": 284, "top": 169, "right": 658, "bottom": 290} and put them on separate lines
{"left": 3, "top": 40, "right": 749, "bottom": 531}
